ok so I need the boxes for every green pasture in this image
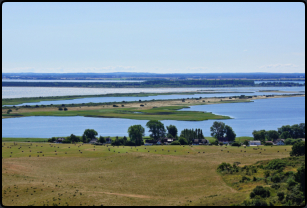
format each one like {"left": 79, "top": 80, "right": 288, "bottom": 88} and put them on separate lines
{"left": 4, "top": 105, "right": 231, "bottom": 121}
{"left": 2, "top": 142, "right": 295, "bottom": 206}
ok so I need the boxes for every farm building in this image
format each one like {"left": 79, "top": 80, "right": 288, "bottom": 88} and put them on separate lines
{"left": 192, "top": 139, "right": 209, "bottom": 145}
{"left": 249, "top": 140, "right": 261, "bottom": 146}
{"left": 273, "top": 139, "right": 285, "bottom": 145}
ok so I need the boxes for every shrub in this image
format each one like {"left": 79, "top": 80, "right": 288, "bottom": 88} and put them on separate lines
{"left": 277, "top": 192, "right": 284, "bottom": 201}
{"left": 64, "top": 107, "right": 68, "bottom": 111}
{"left": 271, "top": 174, "right": 281, "bottom": 183}
{"left": 252, "top": 199, "right": 268, "bottom": 206}
{"left": 240, "top": 176, "right": 251, "bottom": 183}
{"left": 290, "top": 142, "right": 305, "bottom": 156}
{"left": 113, "top": 105, "right": 118, "bottom": 107}
{"left": 265, "top": 159, "right": 287, "bottom": 170}
{"left": 231, "top": 142, "right": 241, "bottom": 146}
{"left": 251, "top": 186, "right": 270, "bottom": 198}
{"left": 58, "top": 107, "right": 63, "bottom": 111}
{"left": 178, "top": 137, "right": 188, "bottom": 145}
{"left": 271, "top": 184, "right": 280, "bottom": 189}
{"left": 170, "top": 141, "right": 180, "bottom": 145}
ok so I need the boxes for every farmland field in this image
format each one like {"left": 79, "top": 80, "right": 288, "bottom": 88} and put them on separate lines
{"left": 2, "top": 142, "right": 294, "bottom": 206}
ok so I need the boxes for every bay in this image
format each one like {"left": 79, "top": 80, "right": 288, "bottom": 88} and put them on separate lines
{"left": 2, "top": 96, "right": 305, "bottom": 138}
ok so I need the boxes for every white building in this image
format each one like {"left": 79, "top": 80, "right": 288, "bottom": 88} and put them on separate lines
{"left": 249, "top": 140, "right": 261, "bottom": 146}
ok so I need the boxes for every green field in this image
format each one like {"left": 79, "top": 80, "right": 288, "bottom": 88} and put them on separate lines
{"left": 2, "top": 142, "right": 296, "bottom": 206}
{"left": 3, "top": 105, "right": 233, "bottom": 121}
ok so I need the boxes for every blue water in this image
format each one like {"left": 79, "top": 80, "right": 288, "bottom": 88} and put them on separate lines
{"left": 2, "top": 96, "right": 305, "bottom": 138}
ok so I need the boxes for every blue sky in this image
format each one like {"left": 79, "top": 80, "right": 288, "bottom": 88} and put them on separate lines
{"left": 2, "top": 2, "right": 305, "bottom": 73}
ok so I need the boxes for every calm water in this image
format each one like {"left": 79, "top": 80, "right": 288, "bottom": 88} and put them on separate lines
{"left": 2, "top": 86, "right": 304, "bottom": 104}
{"left": 4, "top": 90, "right": 303, "bottom": 107}
{"left": 254, "top": 81, "right": 305, "bottom": 84}
{"left": 2, "top": 96, "right": 304, "bottom": 138}
{"left": 2, "top": 79, "right": 145, "bottom": 82}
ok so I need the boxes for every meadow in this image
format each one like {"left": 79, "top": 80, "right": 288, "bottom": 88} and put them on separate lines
{"left": 2, "top": 142, "right": 294, "bottom": 206}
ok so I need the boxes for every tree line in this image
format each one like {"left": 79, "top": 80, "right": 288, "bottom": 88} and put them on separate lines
{"left": 47, "top": 121, "right": 304, "bottom": 147}
{"left": 252, "top": 123, "right": 305, "bottom": 145}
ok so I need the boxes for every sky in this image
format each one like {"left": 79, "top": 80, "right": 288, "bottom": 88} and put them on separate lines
{"left": 2, "top": 2, "right": 305, "bottom": 73}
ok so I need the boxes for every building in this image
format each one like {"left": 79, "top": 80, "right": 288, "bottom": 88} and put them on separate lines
{"left": 55, "top": 138, "right": 65, "bottom": 143}
{"left": 218, "top": 137, "right": 232, "bottom": 145}
{"left": 145, "top": 140, "right": 156, "bottom": 146}
{"left": 273, "top": 139, "right": 285, "bottom": 145}
{"left": 89, "top": 138, "right": 98, "bottom": 144}
{"left": 192, "top": 139, "right": 209, "bottom": 145}
{"left": 104, "top": 137, "right": 112, "bottom": 144}
{"left": 249, "top": 140, "right": 261, "bottom": 146}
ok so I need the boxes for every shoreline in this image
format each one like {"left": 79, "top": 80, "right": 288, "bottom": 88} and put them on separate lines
{"left": 2, "top": 94, "right": 304, "bottom": 120}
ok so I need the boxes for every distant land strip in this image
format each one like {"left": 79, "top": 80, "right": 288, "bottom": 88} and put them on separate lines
{"left": 2, "top": 91, "right": 253, "bottom": 106}
{"left": 2, "top": 80, "right": 304, "bottom": 88}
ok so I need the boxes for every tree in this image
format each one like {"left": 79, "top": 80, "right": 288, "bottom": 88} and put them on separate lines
{"left": 252, "top": 130, "right": 266, "bottom": 143}
{"left": 291, "top": 124, "right": 304, "bottom": 139}
{"left": 146, "top": 120, "right": 165, "bottom": 141}
{"left": 178, "top": 137, "right": 188, "bottom": 145}
{"left": 68, "top": 134, "right": 80, "bottom": 143}
{"left": 225, "top": 125, "right": 236, "bottom": 141}
{"left": 290, "top": 142, "right": 305, "bottom": 156}
{"left": 128, "top": 125, "right": 145, "bottom": 146}
{"left": 265, "top": 130, "right": 279, "bottom": 141}
{"left": 295, "top": 163, "right": 305, "bottom": 193}
{"left": 166, "top": 125, "right": 178, "bottom": 138}
{"left": 278, "top": 125, "right": 292, "bottom": 137}
{"left": 281, "top": 131, "right": 291, "bottom": 140}
{"left": 298, "top": 123, "right": 305, "bottom": 138}
{"left": 243, "top": 140, "right": 249, "bottom": 146}
{"left": 210, "top": 121, "right": 226, "bottom": 139}
{"left": 82, "top": 129, "right": 98, "bottom": 143}
{"left": 98, "top": 136, "right": 106, "bottom": 143}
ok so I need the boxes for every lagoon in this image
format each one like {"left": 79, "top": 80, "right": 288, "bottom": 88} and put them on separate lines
{"left": 2, "top": 96, "right": 304, "bottom": 138}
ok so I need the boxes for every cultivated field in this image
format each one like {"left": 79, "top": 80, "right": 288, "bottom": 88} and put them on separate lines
{"left": 2, "top": 142, "right": 294, "bottom": 206}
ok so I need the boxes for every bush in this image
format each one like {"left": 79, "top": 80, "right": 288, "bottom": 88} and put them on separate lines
{"left": 170, "top": 141, "right": 180, "bottom": 145}
{"left": 264, "top": 142, "right": 273, "bottom": 146}
{"left": 252, "top": 199, "right": 268, "bottom": 206}
{"left": 231, "top": 142, "right": 241, "bottom": 146}
{"left": 64, "top": 107, "right": 68, "bottom": 111}
{"left": 271, "top": 184, "right": 280, "bottom": 189}
{"left": 251, "top": 186, "right": 270, "bottom": 198}
{"left": 113, "top": 105, "right": 118, "bottom": 107}
{"left": 290, "top": 142, "right": 305, "bottom": 156}
{"left": 265, "top": 159, "right": 287, "bottom": 170}
{"left": 58, "top": 107, "right": 63, "bottom": 111}
{"left": 240, "top": 176, "right": 251, "bottom": 183}
{"left": 271, "top": 174, "right": 281, "bottom": 183}
{"left": 277, "top": 192, "right": 284, "bottom": 201}
{"left": 178, "top": 137, "right": 188, "bottom": 145}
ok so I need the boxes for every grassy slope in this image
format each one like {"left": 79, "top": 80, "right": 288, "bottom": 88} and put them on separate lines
{"left": 2, "top": 142, "right": 294, "bottom": 206}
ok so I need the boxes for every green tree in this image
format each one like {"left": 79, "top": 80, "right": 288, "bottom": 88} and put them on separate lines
{"left": 252, "top": 130, "right": 266, "bottom": 143}
{"left": 128, "top": 125, "right": 145, "bottom": 146}
{"left": 82, "top": 129, "right": 98, "bottom": 143}
{"left": 178, "top": 137, "right": 188, "bottom": 145}
{"left": 68, "top": 134, "right": 80, "bottom": 143}
{"left": 225, "top": 125, "right": 236, "bottom": 141}
{"left": 291, "top": 124, "right": 304, "bottom": 139}
{"left": 146, "top": 120, "right": 165, "bottom": 141}
{"left": 290, "top": 142, "right": 305, "bottom": 156}
{"left": 166, "top": 125, "right": 178, "bottom": 138}
{"left": 265, "top": 130, "right": 279, "bottom": 141}
{"left": 281, "top": 131, "right": 291, "bottom": 139}
{"left": 295, "top": 163, "right": 305, "bottom": 193}
{"left": 243, "top": 140, "right": 249, "bottom": 146}
{"left": 98, "top": 136, "right": 106, "bottom": 143}
{"left": 210, "top": 121, "right": 226, "bottom": 139}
